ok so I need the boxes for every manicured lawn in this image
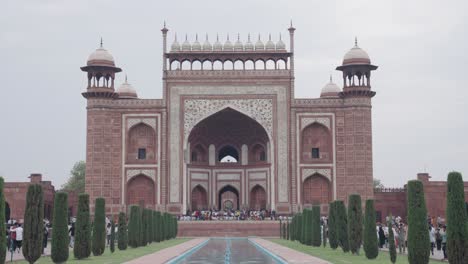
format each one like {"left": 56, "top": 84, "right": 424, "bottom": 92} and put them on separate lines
{"left": 270, "top": 239, "right": 443, "bottom": 264}
{"left": 14, "top": 238, "right": 190, "bottom": 264}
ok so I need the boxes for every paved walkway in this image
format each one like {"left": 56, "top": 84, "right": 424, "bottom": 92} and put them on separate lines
{"left": 250, "top": 238, "right": 331, "bottom": 264}
{"left": 380, "top": 245, "right": 446, "bottom": 261}
{"left": 124, "top": 238, "right": 208, "bottom": 264}
{"left": 5, "top": 241, "right": 52, "bottom": 262}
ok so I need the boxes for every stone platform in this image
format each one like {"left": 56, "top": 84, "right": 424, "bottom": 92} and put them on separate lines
{"left": 177, "top": 220, "right": 281, "bottom": 237}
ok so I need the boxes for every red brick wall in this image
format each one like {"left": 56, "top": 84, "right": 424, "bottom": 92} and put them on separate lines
{"left": 85, "top": 108, "right": 122, "bottom": 215}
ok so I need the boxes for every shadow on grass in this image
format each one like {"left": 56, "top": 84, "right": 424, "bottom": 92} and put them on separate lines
{"left": 269, "top": 239, "right": 443, "bottom": 264}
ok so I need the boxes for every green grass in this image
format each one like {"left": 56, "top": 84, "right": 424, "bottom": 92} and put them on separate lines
{"left": 270, "top": 239, "right": 443, "bottom": 264}
{"left": 14, "top": 238, "right": 190, "bottom": 264}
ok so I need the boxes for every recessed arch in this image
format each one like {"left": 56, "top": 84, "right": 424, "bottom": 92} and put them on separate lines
{"left": 181, "top": 60, "right": 191, "bottom": 70}
{"left": 218, "top": 184, "right": 239, "bottom": 210}
{"left": 249, "top": 143, "right": 267, "bottom": 163}
{"left": 191, "top": 184, "right": 208, "bottom": 210}
{"left": 192, "top": 60, "right": 202, "bottom": 70}
{"left": 276, "top": 59, "right": 286, "bottom": 70}
{"left": 202, "top": 60, "right": 212, "bottom": 70}
{"left": 213, "top": 60, "right": 223, "bottom": 70}
{"left": 127, "top": 174, "right": 155, "bottom": 207}
{"left": 244, "top": 59, "right": 254, "bottom": 70}
{"left": 127, "top": 123, "right": 157, "bottom": 164}
{"left": 255, "top": 59, "right": 265, "bottom": 70}
{"left": 234, "top": 60, "right": 244, "bottom": 70}
{"left": 250, "top": 184, "right": 267, "bottom": 210}
{"left": 218, "top": 145, "right": 239, "bottom": 163}
{"left": 224, "top": 60, "right": 234, "bottom": 70}
{"left": 265, "top": 59, "right": 276, "bottom": 70}
{"left": 301, "top": 122, "right": 332, "bottom": 162}
{"left": 302, "top": 173, "right": 331, "bottom": 206}
{"left": 170, "top": 60, "right": 180, "bottom": 70}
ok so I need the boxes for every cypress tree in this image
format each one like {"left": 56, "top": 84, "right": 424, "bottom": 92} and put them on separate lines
{"left": 407, "top": 180, "right": 429, "bottom": 264}
{"left": 92, "top": 197, "right": 106, "bottom": 256}
{"left": 51, "top": 192, "right": 69, "bottom": 263}
{"left": 152, "top": 211, "right": 157, "bottom": 242}
{"left": 0, "top": 178, "right": 6, "bottom": 264}
{"left": 139, "top": 207, "right": 146, "bottom": 246}
{"left": 296, "top": 213, "right": 303, "bottom": 243}
{"left": 155, "top": 211, "right": 161, "bottom": 242}
{"left": 128, "top": 205, "right": 140, "bottom": 248}
{"left": 174, "top": 215, "right": 178, "bottom": 238}
{"left": 363, "top": 199, "right": 379, "bottom": 259}
{"left": 311, "top": 205, "right": 321, "bottom": 247}
{"left": 336, "top": 200, "right": 349, "bottom": 252}
{"left": 304, "top": 209, "right": 313, "bottom": 245}
{"left": 279, "top": 220, "right": 282, "bottom": 239}
{"left": 74, "top": 194, "right": 91, "bottom": 259}
{"left": 110, "top": 219, "right": 115, "bottom": 253}
{"left": 22, "top": 184, "right": 44, "bottom": 264}
{"left": 322, "top": 222, "right": 327, "bottom": 247}
{"left": 287, "top": 220, "right": 290, "bottom": 240}
{"left": 282, "top": 222, "right": 287, "bottom": 239}
{"left": 388, "top": 220, "right": 397, "bottom": 263}
{"left": 446, "top": 171, "right": 468, "bottom": 264}
{"left": 117, "top": 212, "right": 128, "bottom": 250}
{"left": 146, "top": 209, "right": 152, "bottom": 244}
{"left": 347, "top": 194, "right": 363, "bottom": 255}
{"left": 141, "top": 209, "right": 147, "bottom": 246}
{"left": 328, "top": 201, "right": 338, "bottom": 249}
{"left": 290, "top": 216, "right": 295, "bottom": 241}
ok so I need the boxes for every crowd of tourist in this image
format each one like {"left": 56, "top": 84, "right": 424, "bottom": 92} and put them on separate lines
{"left": 178, "top": 208, "right": 280, "bottom": 221}
{"left": 377, "top": 215, "right": 447, "bottom": 261}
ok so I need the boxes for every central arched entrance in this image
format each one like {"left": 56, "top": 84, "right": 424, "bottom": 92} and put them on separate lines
{"left": 218, "top": 185, "right": 239, "bottom": 210}
{"left": 187, "top": 107, "right": 270, "bottom": 210}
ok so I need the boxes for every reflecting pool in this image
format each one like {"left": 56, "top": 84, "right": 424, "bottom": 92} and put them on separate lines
{"left": 169, "top": 238, "right": 285, "bottom": 264}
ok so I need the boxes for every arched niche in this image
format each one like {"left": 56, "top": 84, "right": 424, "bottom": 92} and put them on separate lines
{"left": 218, "top": 145, "right": 239, "bottom": 163}
{"left": 191, "top": 185, "right": 208, "bottom": 210}
{"left": 249, "top": 143, "right": 267, "bottom": 163}
{"left": 127, "top": 123, "right": 157, "bottom": 164}
{"left": 302, "top": 174, "right": 331, "bottom": 206}
{"left": 191, "top": 144, "right": 208, "bottom": 164}
{"left": 127, "top": 174, "right": 155, "bottom": 208}
{"left": 218, "top": 185, "right": 239, "bottom": 210}
{"left": 249, "top": 185, "right": 267, "bottom": 210}
{"left": 301, "top": 122, "right": 332, "bottom": 163}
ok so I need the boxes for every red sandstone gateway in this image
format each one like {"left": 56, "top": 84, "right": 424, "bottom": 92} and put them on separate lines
{"left": 81, "top": 24, "right": 377, "bottom": 216}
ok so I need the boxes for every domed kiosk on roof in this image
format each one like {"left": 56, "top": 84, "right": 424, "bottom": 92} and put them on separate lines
{"left": 320, "top": 76, "right": 341, "bottom": 98}
{"left": 86, "top": 43, "right": 116, "bottom": 67}
{"left": 116, "top": 76, "right": 138, "bottom": 99}
{"left": 342, "top": 38, "right": 371, "bottom": 65}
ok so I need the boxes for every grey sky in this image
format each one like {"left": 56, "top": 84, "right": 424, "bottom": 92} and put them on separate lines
{"left": 1, "top": 0, "right": 467, "bottom": 188}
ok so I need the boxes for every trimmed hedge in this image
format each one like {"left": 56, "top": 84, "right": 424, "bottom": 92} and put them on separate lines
{"left": 155, "top": 211, "right": 161, "bottom": 242}
{"left": 128, "top": 205, "right": 140, "bottom": 248}
{"left": 110, "top": 219, "right": 115, "bottom": 253}
{"left": 446, "top": 171, "right": 468, "bottom": 264}
{"left": 0, "top": 178, "right": 6, "bottom": 264}
{"left": 363, "top": 199, "right": 379, "bottom": 259}
{"left": 336, "top": 200, "right": 349, "bottom": 252}
{"left": 311, "top": 206, "right": 321, "bottom": 247}
{"left": 407, "top": 180, "right": 429, "bottom": 264}
{"left": 74, "top": 194, "right": 91, "bottom": 259}
{"left": 117, "top": 212, "right": 128, "bottom": 250}
{"left": 347, "top": 194, "right": 363, "bottom": 255}
{"left": 23, "top": 184, "right": 44, "bottom": 264}
{"left": 92, "top": 197, "right": 106, "bottom": 256}
{"left": 328, "top": 201, "right": 338, "bottom": 249}
{"left": 51, "top": 192, "right": 69, "bottom": 263}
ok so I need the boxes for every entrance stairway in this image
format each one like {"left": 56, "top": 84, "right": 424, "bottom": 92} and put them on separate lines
{"left": 177, "top": 220, "right": 281, "bottom": 237}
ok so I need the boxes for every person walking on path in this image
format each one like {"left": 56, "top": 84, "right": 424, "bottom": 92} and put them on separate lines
{"left": 9, "top": 224, "right": 17, "bottom": 252}
{"left": 69, "top": 222, "right": 75, "bottom": 248}
{"left": 378, "top": 225, "right": 386, "bottom": 248}
{"left": 429, "top": 225, "right": 436, "bottom": 256}
{"left": 43, "top": 223, "right": 49, "bottom": 254}
{"left": 15, "top": 224, "right": 23, "bottom": 253}
{"left": 440, "top": 225, "right": 447, "bottom": 261}
{"left": 106, "top": 223, "right": 112, "bottom": 246}
{"left": 397, "top": 223, "right": 406, "bottom": 253}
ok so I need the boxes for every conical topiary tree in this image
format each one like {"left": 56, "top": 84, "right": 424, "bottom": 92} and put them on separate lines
{"left": 388, "top": 220, "right": 397, "bottom": 263}
{"left": 92, "top": 197, "right": 106, "bottom": 256}
{"left": 0, "top": 177, "right": 6, "bottom": 264}
{"left": 287, "top": 220, "right": 290, "bottom": 240}
{"left": 407, "top": 180, "right": 429, "bottom": 264}
{"left": 128, "top": 205, "right": 140, "bottom": 248}
{"left": 279, "top": 219, "right": 283, "bottom": 239}
{"left": 110, "top": 219, "right": 115, "bottom": 253}
{"left": 336, "top": 200, "right": 349, "bottom": 252}
{"left": 304, "top": 209, "right": 312, "bottom": 245}
{"left": 348, "top": 194, "right": 363, "bottom": 255}
{"left": 282, "top": 222, "right": 287, "bottom": 239}
{"left": 139, "top": 207, "right": 146, "bottom": 246}
{"left": 51, "top": 192, "right": 69, "bottom": 263}
{"left": 296, "top": 213, "right": 303, "bottom": 243}
{"left": 322, "top": 222, "right": 327, "bottom": 247}
{"left": 22, "top": 184, "right": 44, "bottom": 264}
{"left": 446, "top": 171, "right": 468, "bottom": 264}
{"left": 74, "top": 194, "right": 91, "bottom": 259}
{"left": 155, "top": 211, "right": 161, "bottom": 242}
{"left": 117, "top": 212, "right": 128, "bottom": 250}
{"left": 311, "top": 205, "right": 321, "bottom": 247}
{"left": 328, "top": 201, "right": 338, "bottom": 249}
{"left": 363, "top": 199, "right": 379, "bottom": 259}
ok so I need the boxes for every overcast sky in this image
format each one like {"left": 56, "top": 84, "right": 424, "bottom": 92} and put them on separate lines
{"left": 1, "top": 0, "right": 467, "bottom": 188}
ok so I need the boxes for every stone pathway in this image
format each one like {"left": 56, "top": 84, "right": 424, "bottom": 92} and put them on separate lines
{"left": 249, "top": 238, "right": 331, "bottom": 264}
{"left": 5, "top": 241, "right": 52, "bottom": 262}
{"left": 124, "top": 238, "right": 208, "bottom": 264}
{"left": 380, "top": 245, "right": 446, "bottom": 261}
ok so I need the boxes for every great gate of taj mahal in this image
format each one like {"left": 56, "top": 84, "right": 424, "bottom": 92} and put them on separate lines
{"left": 82, "top": 23, "right": 378, "bottom": 215}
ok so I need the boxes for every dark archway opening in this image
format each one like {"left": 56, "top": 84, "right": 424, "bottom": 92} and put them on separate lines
{"left": 218, "top": 185, "right": 239, "bottom": 210}
{"left": 218, "top": 145, "right": 239, "bottom": 163}
{"left": 191, "top": 185, "right": 208, "bottom": 210}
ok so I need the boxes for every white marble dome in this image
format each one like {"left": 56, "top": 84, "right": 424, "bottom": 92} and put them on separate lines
{"left": 223, "top": 35, "right": 233, "bottom": 51}
{"left": 87, "top": 46, "right": 115, "bottom": 66}
{"left": 320, "top": 77, "right": 341, "bottom": 98}
{"left": 255, "top": 35, "right": 264, "bottom": 50}
{"left": 171, "top": 35, "right": 181, "bottom": 52}
{"left": 117, "top": 77, "right": 138, "bottom": 99}
{"left": 244, "top": 34, "right": 254, "bottom": 51}
{"left": 234, "top": 35, "right": 243, "bottom": 51}
{"left": 213, "top": 35, "right": 223, "bottom": 51}
{"left": 202, "top": 35, "right": 212, "bottom": 51}
{"left": 276, "top": 35, "right": 286, "bottom": 50}
{"left": 342, "top": 39, "right": 371, "bottom": 65}
{"left": 182, "top": 35, "right": 191, "bottom": 51}
{"left": 265, "top": 35, "right": 275, "bottom": 50}
{"left": 192, "top": 35, "right": 201, "bottom": 51}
